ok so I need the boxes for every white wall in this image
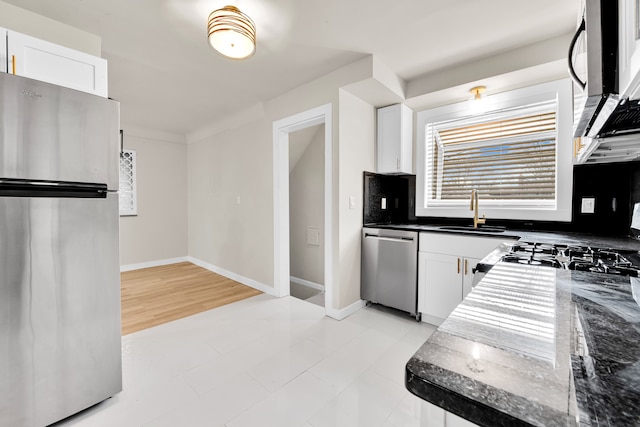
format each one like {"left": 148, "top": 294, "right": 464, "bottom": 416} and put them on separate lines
{"left": 289, "top": 125, "right": 325, "bottom": 285}
{"left": 119, "top": 132, "right": 188, "bottom": 267}
{"left": 0, "top": 1, "right": 101, "bottom": 56}
{"left": 0, "top": 0, "right": 568, "bottom": 311}
{"left": 337, "top": 89, "right": 376, "bottom": 308}
{"left": 0, "top": 2, "right": 188, "bottom": 268}
{"left": 0, "top": 2, "right": 566, "bottom": 311}
{"left": 188, "top": 57, "right": 374, "bottom": 309}
{"left": 187, "top": 119, "right": 274, "bottom": 286}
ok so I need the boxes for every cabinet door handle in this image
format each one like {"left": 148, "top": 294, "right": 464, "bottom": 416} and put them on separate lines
{"left": 396, "top": 158, "right": 400, "bottom": 170}
{"left": 465, "top": 259, "right": 468, "bottom": 275}
{"left": 457, "top": 258, "right": 460, "bottom": 274}
{"left": 11, "top": 55, "right": 16, "bottom": 75}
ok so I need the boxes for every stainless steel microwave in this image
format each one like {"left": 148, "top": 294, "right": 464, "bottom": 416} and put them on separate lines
{"left": 569, "top": 0, "right": 640, "bottom": 139}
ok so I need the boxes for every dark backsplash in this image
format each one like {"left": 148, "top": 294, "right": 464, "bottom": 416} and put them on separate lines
{"left": 571, "top": 162, "right": 635, "bottom": 235}
{"left": 363, "top": 171, "right": 415, "bottom": 224}
{"left": 363, "top": 161, "right": 640, "bottom": 236}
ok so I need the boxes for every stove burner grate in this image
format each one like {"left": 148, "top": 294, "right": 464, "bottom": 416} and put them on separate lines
{"left": 501, "top": 243, "right": 640, "bottom": 277}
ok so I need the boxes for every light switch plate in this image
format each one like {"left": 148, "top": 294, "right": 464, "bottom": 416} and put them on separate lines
{"left": 581, "top": 197, "right": 595, "bottom": 214}
{"left": 381, "top": 197, "right": 387, "bottom": 210}
{"left": 349, "top": 196, "right": 356, "bottom": 210}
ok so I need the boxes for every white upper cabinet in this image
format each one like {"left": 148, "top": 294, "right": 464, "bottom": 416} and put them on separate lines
{"left": 376, "top": 103, "right": 413, "bottom": 174}
{"left": 619, "top": 0, "right": 640, "bottom": 99}
{"left": 6, "top": 30, "right": 107, "bottom": 97}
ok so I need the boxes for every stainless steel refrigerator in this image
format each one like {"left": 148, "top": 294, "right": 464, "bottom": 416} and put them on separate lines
{"left": 0, "top": 72, "right": 122, "bottom": 426}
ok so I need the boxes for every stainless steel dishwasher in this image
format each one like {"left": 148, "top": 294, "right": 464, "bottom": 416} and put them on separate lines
{"left": 361, "top": 227, "right": 419, "bottom": 320}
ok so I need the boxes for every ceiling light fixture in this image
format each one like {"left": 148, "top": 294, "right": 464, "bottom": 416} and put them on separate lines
{"left": 470, "top": 86, "right": 486, "bottom": 101}
{"left": 468, "top": 86, "right": 488, "bottom": 114}
{"left": 207, "top": 5, "right": 256, "bottom": 60}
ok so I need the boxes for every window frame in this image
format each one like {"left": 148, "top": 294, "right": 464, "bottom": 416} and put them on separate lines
{"left": 415, "top": 79, "right": 573, "bottom": 221}
{"left": 426, "top": 102, "right": 558, "bottom": 206}
{"left": 119, "top": 148, "right": 137, "bottom": 217}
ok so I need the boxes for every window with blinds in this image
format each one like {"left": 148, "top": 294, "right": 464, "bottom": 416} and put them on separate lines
{"left": 425, "top": 101, "right": 557, "bottom": 205}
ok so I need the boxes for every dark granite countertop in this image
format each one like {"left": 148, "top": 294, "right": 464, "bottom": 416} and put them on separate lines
{"left": 405, "top": 261, "right": 640, "bottom": 426}
{"left": 366, "top": 222, "right": 640, "bottom": 251}
{"left": 570, "top": 272, "right": 640, "bottom": 426}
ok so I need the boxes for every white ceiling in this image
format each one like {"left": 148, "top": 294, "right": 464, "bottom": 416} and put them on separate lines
{"left": 4, "top": 0, "right": 579, "bottom": 137}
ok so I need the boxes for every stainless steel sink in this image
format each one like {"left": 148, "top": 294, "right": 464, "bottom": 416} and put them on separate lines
{"left": 438, "top": 225, "right": 506, "bottom": 233}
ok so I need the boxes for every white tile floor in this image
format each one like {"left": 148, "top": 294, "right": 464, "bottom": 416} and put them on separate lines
{"left": 54, "top": 294, "right": 437, "bottom": 427}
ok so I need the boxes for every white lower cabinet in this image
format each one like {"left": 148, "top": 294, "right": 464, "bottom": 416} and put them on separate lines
{"left": 446, "top": 411, "right": 480, "bottom": 427}
{"left": 418, "top": 252, "right": 468, "bottom": 320}
{"left": 418, "top": 232, "right": 516, "bottom": 325}
{"left": 417, "top": 399, "right": 479, "bottom": 426}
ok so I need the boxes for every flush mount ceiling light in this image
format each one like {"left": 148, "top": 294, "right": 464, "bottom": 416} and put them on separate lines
{"left": 207, "top": 5, "right": 256, "bottom": 60}
{"left": 468, "top": 86, "right": 488, "bottom": 114}
{"left": 470, "top": 86, "right": 486, "bottom": 100}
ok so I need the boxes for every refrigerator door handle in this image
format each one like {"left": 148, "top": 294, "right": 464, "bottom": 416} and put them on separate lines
{"left": 0, "top": 178, "right": 108, "bottom": 198}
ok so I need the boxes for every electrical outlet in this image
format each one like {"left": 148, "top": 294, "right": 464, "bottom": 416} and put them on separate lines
{"left": 581, "top": 197, "right": 595, "bottom": 214}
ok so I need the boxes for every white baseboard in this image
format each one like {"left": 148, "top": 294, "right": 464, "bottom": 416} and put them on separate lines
{"left": 420, "top": 313, "right": 444, "bottom": 327}
{"left": 188, "top": 257, "right": 277, "bottom": 296}
{"left": 326, "top": 299, "right": 366, "bottom": 321}
{"left": 120, "top": 257, "right": 358, "bottom": 319}
{"left": 290, "top": 276, "right": 325, "bottom": 291}
{"left": 120, "top": 256, "right": 189, "bottom": 272}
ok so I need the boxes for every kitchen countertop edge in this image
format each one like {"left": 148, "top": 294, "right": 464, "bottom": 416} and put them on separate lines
{"left": 366, "top": 223, "right": 640, "bottom": 250}
{"left": 405, "top": 366, "right": 540, "bottom": 427}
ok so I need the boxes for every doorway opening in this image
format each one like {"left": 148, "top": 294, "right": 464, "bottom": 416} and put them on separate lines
{"left": 288, "top": 124, "right": 325, "bottom": 307}
{"left": 273, "top": 103, "right": 334, "bottom": 316}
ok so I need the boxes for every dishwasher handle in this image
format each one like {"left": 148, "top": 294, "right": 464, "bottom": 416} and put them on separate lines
{"left": 364, "top": 234, "right": 415, "bottom": 243}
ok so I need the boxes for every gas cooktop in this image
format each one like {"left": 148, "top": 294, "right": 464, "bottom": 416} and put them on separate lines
{"left": 502, "top": 242, "right": 640, "bottom": 277}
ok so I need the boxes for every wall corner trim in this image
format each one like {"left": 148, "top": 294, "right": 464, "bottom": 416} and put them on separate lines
{"left": 325, "top": 299, "right": 366, "bottom": 321}
{"left": 120, "top": 257, "right": 189, "bottom": 272}
{"left": 290, "top": 276, "right": 325, "bottom": 291}
{"left": 188, "top": 257, "right": 278, "bottom": 296}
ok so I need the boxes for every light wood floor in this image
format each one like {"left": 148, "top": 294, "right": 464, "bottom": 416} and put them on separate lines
{"left": 120, "top": 262, "right": 262, "bottom": 335}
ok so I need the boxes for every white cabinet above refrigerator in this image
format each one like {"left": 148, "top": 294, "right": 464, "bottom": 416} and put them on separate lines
{"left": 1, "top": 28, "right": 108, "bottom": 97}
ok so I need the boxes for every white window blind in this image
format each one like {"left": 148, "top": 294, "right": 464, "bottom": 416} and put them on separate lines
{"left": 425, "top": 101, "right": 557, "bottom": 205}
{"left": 119, "top": 149, "right": 137, "bottom": 216}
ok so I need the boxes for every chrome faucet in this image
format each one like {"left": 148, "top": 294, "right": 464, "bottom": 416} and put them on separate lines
{"left": 470, "top": 189, "right": 486, "bottom": 228}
